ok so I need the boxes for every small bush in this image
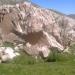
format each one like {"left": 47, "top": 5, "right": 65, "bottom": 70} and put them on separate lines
{"left": 2, "top": 41, "right": 14, "bottom": 48}
{"left": 27, "top": 59, "right": 35, "bottom": 65}
{"left": 45, "top": 50, "right": 60, "bottom": 62}
{"left": 69, "top": 44, "right": 75, "bottom": 54}
{"left": 45, "top": 47, "right": 74, "bottom": 62}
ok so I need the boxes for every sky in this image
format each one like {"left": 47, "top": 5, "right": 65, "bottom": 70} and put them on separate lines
{"left": 31, "top": 0, "right": 75, "bottom": 15}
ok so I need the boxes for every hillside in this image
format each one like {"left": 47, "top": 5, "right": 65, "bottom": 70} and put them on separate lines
{"left": 0, "top": 1, "right": 75, "bottom": 59}
{"left": 0, "top": 0, "right": 29, "bottom": 5}
{"left": 68, "top": 14, "right": 75, "bottom": 19}
{"left": 0, "top": 1, "right": 75, "bottom": 75}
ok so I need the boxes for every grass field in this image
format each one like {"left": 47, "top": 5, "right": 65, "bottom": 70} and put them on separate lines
{"left": 0, "top": 51, "right": 75, "bottom": 75}
{"left": 0, "top": 61, "right": 75, "bottom": 75}
{"left": 0, "top": 43, "right": 75, "bottom": 75}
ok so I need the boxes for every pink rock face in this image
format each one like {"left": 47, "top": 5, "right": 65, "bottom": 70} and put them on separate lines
{"left": 0, "top": 1, "right": 75, "bottom": 58}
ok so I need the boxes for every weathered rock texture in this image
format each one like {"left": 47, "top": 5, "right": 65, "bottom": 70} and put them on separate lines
{"left": 0, "top": 1, "right": 75, "bottom": 58}
{"left": 0, "top": 0, "right": 28, "bottom": 5}
{"left": 0, "top": 47, "right": 20, "bottom": 63}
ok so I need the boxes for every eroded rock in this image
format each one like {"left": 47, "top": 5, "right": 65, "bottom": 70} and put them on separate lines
{"left": 0, "top": 47, "right": 20, "bottom": 63}
{"left": 0, "top": 1, "right": 75, "bottom": 59}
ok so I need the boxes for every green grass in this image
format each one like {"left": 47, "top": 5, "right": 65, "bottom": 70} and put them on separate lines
{"left": 0, "top": 44, "right": 75, "bottom": 75}
{"left": 2, "top": 42, "right": 14, "bottom": 48}
{"left": 0, "top": 51, "right": 75, "bottom": 75}
{"left": 0, "top": 59, "right": 75, "bottom": 75}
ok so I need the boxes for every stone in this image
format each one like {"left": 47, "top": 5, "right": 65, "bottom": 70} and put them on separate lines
{"left": 0, "top": 1, "right": 75, "bottom": 59}
{"left": 0, "top": 47, "right": 20, "bottom": 63}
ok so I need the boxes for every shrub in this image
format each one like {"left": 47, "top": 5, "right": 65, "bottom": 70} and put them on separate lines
{"left": 69, "top": 44, "right": 75, "bottom": 54}
{"left": 45, "top": 47, "right": 73, "bottom": 62}
{"left": 2, "top": 41, "right": 14, "bottom": 48}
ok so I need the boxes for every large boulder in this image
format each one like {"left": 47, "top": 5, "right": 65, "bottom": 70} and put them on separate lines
{"left": 0, "top": 47, "right": 20, "bottom": 63}
{"left": 0, "top": 1, "right": 75, "bottom": 58}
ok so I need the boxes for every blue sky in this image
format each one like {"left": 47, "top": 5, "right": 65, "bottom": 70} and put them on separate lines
{"left": 31, "top": 0, "right": 75, "bottom": 15}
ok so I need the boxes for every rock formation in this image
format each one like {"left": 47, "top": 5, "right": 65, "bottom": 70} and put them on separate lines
{"left": 0, "top": 1, "right": 75, "bottom": 59}
{"left": 0, "top": 47, "right": 20, "bottom": 63}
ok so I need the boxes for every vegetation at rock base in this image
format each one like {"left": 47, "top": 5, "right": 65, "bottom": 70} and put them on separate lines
{"left": 2, "top": 42, "right": 14, "bottom": 48}
{"left": 0, "top": 44, "right": 75, "bottom": 75}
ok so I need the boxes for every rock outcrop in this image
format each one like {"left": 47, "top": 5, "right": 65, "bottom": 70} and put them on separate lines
{"left": 0, "top": 1, "right": 75, "bottom": 58}
{"left": 0, "top": 0, "right": 28, "bottom": 5}
{"left": 0, "top": 47, "right": 20, "bottom": 63}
